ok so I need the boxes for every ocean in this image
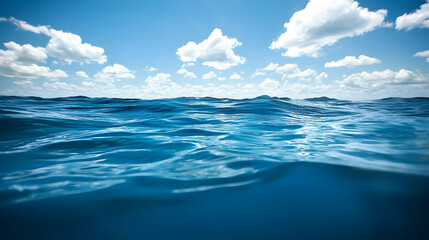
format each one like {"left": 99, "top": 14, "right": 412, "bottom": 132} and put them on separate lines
{"left": 0, "top": 95, "right": 428, "bottom": 239}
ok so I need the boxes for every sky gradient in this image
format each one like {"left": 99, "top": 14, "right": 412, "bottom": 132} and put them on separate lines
{"left": 0, "top": 0, "right": 428, "bottom": 100}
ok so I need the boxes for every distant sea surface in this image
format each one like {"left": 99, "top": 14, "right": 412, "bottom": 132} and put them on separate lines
{"left": 1, "top": 95, "right": 429, "bottom": 239}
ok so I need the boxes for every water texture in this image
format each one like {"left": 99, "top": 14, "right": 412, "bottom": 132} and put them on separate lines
{"left": 1, "top": 95, "right": 428, "bottom": 204}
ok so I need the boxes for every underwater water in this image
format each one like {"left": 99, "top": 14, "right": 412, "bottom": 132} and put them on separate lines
{"left": 0, "top": 95, "right": 428, "bottom": 239}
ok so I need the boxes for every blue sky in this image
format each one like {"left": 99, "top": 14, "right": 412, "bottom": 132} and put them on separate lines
{"left": 0, "top": 0, "right": 428, "bottom": 99}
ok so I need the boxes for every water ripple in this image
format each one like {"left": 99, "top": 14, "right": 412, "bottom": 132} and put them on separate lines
{"left": 1, "top": 95, "right": 429, "bottom": 203}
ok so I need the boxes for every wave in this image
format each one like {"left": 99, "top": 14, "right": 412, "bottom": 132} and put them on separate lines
{"left": 1, "top": 95, "right": 429, "bottom": 203}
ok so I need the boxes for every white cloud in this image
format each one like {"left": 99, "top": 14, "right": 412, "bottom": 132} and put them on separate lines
{"left": 5, "top": 17, "right": 107, "bottom": 64}
{"left": 46, "top": 30, "right": 107, "bottom": 64}
{"left": 75, "top": 71, "right": 89, "bottom": 79}
{"left": 144, "top": 66, "right": 158, "bottom": 72}
{"left": 287, "top": 69, "right": 317, "bottom": 79}
{"left": 13, "top": 80, "right": 33, "bottom": 86}
{"left": 218, "top": 77, "right": 226, "bottom": 81}
{"left": 143, "top": 73, "right": 184, "bottom": 98}
{"left": 183, "top": 62, "right": 195, "bottom": 67}
{"left": 258, "top": 78, "right": 280, "bottom": 89}
{"left": 270, "top": 0, "right": 387, "bottom": 57}
{"left": 0, "top": 41, "right": 67, "bottom": 80}
{"left": 7, "top": 17, "right": 50, "bottom": 34}
{"left": 1, "top": 63, "right": 68, "bottom": 80}
{"left": 380, "top": 22, "right": 394, "bottom": 28}
{"left": 100, "top": 64, "right": 134, "bottom": 78}
{"left": 176, "top": 28, "right": 246, "bottom": 70}
{"left": 253, "top": 62, "right": 317, "bottom": 80}
{"left": 202, "top": 71, "right": 217, "bottom": 79}
{"left": 325, "top": 55, "right": 381, "bottom": 68}
{"left": 94, "top": 64, "right": 135, "bottom": 82}
{"left": 263, "top": 63, "right": 280, "bottom": 71}
{"left": 251, "top": 69, "right": 266, "bottom": 77}
{"left": 252, "top": 63, "right": 300, "bottom": 77}
{"left": 81, "top": 81, "right": 95, "bottom": 87}
{"left": 315, "top": 72, "right": 328, "bottom": 83}
{"left": 339, "top": 69, "right": 429, "bottom": 88}
{"left": 1, "top": 41, "right": 47, "bottom": 64}
{"left": 275, "top": 64, "right": 300, "bottom": 73}
{"left": 229, "top": 72, "right": 242, "bottom": 80}
{"left": 43, "top": 81, "right": 78, "bottom": 90}
{"left": 396, "top": 0, "right": 429, "bottom": 31}
{"left": 145, "top": 73, "right": 172, "bottom": 85}
{"left": 414, "top": 50, "right": 429, "bottom": 62}
{"left": 177, "top": 68, "right": 197, "bottom": 79}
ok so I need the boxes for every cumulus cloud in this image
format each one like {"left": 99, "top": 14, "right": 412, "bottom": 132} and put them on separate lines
{"left": 263, "top": 63, "right": 280, "bottom": 71}
{"left": 325, "top": 55, "right": 381, "bottom": 68}
{"left": 251, "top": 69, "right": 266, "bottom": 77}
{"left": 4, "top": 17, "right": 107, "bottom": 64}
{"left": 252, "top": 62, "right": 317, "bottom": 80}
{"left": 0, "top": 41, "right": 67, "bottom": 80}
{"left": 380, "top": 22, "right": 394, "bottom": 28}
{"left": 0, "top": 63, "right": 68, "bottom": 80}
{"left": 339, "top": 69, "right": 429, "bottom": 88}
{"left": 218, "top": 77, "right": 226, "bottom": 81}
{"left": 252, "top": 63, "right": 299, "bottom": 77}
{"left": 176, "top": 28, "right": 246, "bottom": 70}
{"left": 1, "top": 41, "right": 47, "bottom": 64}
{"left": 183, "top": 62, "right": 195, "bottom": 67}
{"left": 143, "top": 73, "right": 185, "bottom": 97}
{"left": 315, "top": 72, "right": 328, "bottom": 83}
{"left": 270, "top": 0, "right": 387, "bottom": 57}
{"left": 229, "top": 72, "right": 242, "bottom": 80}
{"left": 414, "top": 50, "right": 429, "bottom": 62}
{"left": 46, "top": 30, "right": 107, "bottom": 64}
{"left": 75, "top": 71, "right": 89, "bottom": 79}
{"left": 177, "top": 68, "right": 197, "bottom": 79}
{"left": 43, "top": 81, "right": 78, "bottom": 90}
{"left": 94, "top": 64, "right": 135, "bottom": 82}
{"left": 396, "top": 0, "right": 429, "bottom": 31}
{"left": 144, "top": 66, "right": 158, "bottom": 72}
{"left": 145, "top": 73, "right": 172, "bottom": 85}
{"left": 287, "top": 69, "right": 317, "bottom": 79}
{"left": 202, "top": 71, "right": 217, "bottom": 80}
{"left": 275, "top": 64, "right": 300, "bottom": 73}
{"left": 13, "top": 80, "right": 33, "bottom": 86}
{"left": 258, "top": 78, "right": 280, "bottom": 89}
{"left": 81, "top": 81, "right": 95, "bottom": 87}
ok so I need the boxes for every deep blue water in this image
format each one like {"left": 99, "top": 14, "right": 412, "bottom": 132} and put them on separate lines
{"left": 0, "top": 95, "right": 429, "bottom": 239}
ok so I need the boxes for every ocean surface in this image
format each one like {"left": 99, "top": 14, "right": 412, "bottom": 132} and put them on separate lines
{"left": 0, "top": 95, "right": 429, "bottom": 239}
